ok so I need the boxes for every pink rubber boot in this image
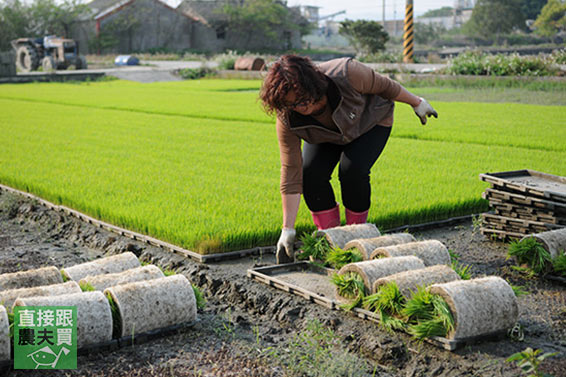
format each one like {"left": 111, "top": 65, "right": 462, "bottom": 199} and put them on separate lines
{"left": 311, "top": 204, "right": 340, "bottom": 230}
{"left": 345, "top": 208, "right": 368, "bottom": 225}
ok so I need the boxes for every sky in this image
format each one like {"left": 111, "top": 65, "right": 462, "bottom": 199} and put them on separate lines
{"left": 286, "top": 0, "right": 463, "bottom": 21}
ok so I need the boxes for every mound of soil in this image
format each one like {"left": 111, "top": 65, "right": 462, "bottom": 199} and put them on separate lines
{"left": 0, "top": 189, "right": 565, "bottom": 377}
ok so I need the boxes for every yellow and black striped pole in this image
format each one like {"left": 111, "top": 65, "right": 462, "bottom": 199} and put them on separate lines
{"left": 403, "top": 0, "right": 414, "bottom": 63}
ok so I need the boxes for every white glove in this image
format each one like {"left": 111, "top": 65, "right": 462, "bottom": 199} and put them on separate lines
{"left": 413, "top": 97, "right": 438, "bottom": 125}
{"left": 276, "top": 228, "right": 296, "bottom": 264}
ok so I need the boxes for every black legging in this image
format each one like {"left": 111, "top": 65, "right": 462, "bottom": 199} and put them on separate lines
{"left": 302, "top": 125, "right": 392, "bottom": 212}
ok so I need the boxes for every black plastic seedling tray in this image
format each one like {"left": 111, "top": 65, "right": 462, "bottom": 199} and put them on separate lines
{"left": 480, "top": 170, "right": 566, "bottom": 204}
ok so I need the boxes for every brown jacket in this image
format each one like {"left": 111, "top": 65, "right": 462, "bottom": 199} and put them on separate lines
{"left": 277, "top": 58, "right": 402, "bottom": 194}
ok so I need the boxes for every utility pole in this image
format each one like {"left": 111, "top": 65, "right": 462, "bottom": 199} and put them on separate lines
{"left": 383, "top": 0, "right": 386, "bottom": 24}
{"left": 394, "top": 0, "right": 397, "bottom": 36}
{"left": 402, "top": 0, "right": 414, "bottom": 63}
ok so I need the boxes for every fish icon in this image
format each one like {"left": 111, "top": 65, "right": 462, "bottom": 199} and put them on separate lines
{"left": 27, "top": 346, "right": 70, "bottom": 369}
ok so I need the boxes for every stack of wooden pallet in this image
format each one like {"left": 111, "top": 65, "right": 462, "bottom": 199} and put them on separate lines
{"left": 479, "top": 170, "right": 566, "bottom": 239}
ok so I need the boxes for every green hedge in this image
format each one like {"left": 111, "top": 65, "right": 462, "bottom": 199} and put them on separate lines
{"left": 446, "top": 51, "right": 562, "bottom": 76}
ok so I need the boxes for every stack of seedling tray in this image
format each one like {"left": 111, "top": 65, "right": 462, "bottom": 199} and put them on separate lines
{"left": 479, "top": 170, "right": 566, "bottom": 240}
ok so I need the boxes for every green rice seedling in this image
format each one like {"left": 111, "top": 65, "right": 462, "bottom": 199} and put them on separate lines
{"left": 331, "top": 272, "right": 366, "bottom": 311}
{"left": 378, "top": 311, "right": 407, "bottom": 332}
{"left": 1, "top": 83, "right": 565, "bottom": 254}
{"left": 363, "top": 282, "right": 407, "bottom": 332}
{"left": 451, "top": 260, "right": 472, "bottom": 280}
{"left": 448, "top": 249, "right": 460, "bottom": 262}
{"left": 409, "top": 317, "right": 449, "bottom": 339}
{"left": 296, "top": 233, "right": 331, "bottom": 261}
{"left": 510, "top": 265, "right": 538, "bottom": 280}
{"left": 160, "top": 266, "right": 177, "bottom": 276}
{"left": 326, "top": 248, "right": 364, "bottom": 270}
{"left": 79, "top": 281, "right": 96, "bottom": 292}
{"left": 105, "top": 292, "right": 122, "bottom": 339}
{"left": 508, "top": 238, "right": 552, "bottom": 274}
{"left": 363, "top": 282, "right": 405, "bottom": 316}
{"left": 192, "top": 284, "right": 206, "bottom": 310}
{"left": 551, "top": 253, "right": 566, "bottom": 277}
{"left": 331, "top": 272, "right": 366, "bottom": 299}
{"left": 403, "top": 286, "right": 454, "bottom": 340}
{"left": 510, "top": 284, "right": 529, "bottom": 297}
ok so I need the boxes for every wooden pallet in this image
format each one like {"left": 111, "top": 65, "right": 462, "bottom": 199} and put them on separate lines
{"left": 494, "top": 209, "right": 564, "bottom": 225}
{"left": 480, "top": 227, "right": 524, "bottom": 240}
{"left": 482, "top": 213, "right": 563, "bottom": 235}
{"left": 490, "top": 201, "right": 563, "bottom": 220}
{"left": 480, "top": 170, "right": 566, "bottom": 204}
{"left": 482, "top": 189, "right": 566, "bottom": 214}
{"left": 247, "top": 262, "right": 506, "bottom": 351}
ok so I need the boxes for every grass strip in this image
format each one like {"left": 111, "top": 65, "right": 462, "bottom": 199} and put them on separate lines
{"left": 403, "top": 76, "right": 566, "bottom": 91}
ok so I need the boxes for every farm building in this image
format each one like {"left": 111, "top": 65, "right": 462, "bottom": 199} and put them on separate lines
{"left": 177, "top": 0, "right": 305, "bottom": 51}
{"left": 72, "top": 0, "right": 213, "bottom": 54}
{"left": 71, "top": 0, "right": 304, "bottom": 54}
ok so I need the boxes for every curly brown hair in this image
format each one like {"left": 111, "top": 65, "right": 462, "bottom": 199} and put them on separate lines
{"left": 259, "top": 55, "right": 328, "bottom": 115}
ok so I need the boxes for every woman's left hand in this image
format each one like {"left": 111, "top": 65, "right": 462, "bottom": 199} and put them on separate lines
{"left": 413, "top": 97, "right": 438, "bottom": 125}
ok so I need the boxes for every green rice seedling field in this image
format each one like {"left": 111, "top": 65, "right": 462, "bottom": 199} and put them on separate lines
{"left": 0, "top": 80, "right": 564, "bottom": 253}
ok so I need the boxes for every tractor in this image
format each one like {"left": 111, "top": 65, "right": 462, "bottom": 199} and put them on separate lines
{"left": 11, "top": 36, "right": 87, "bottom": 73}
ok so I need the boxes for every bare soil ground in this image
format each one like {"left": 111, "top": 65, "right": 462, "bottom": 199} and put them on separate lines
{"left": 0, "top": 189, "right": 565, "bottom": 377}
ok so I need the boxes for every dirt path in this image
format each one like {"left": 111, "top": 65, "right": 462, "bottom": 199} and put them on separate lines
{"left": 0, "top": 189, "right": 565, "bottom": 376}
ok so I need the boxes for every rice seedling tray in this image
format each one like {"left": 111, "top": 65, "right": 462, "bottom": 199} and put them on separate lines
{"left": 247, "top": 262, "right": 504, "bottom": 351}
{"left": 0, "top": 183, "right": 274, "bottom": 264}
{"left": 480, "top": 170, "right": 566, "bottom": 204}
{"left": 247, "top": 262, "right": 337, "bottom": 309}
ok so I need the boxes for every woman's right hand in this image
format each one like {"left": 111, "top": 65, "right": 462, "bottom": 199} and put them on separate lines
{"left": 276, "top": 228, "right": 296, "bottom": 264}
